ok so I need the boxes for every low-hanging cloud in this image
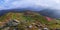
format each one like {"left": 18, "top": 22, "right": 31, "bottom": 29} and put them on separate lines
{"left": 0, "top": 0, "right": 60, "bottom": 10}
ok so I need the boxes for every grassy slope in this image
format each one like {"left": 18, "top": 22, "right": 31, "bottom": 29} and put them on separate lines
{"left": 0, "top": 12, "right": 48, "bottom": 23}
{"left": 0, "top": 12, "right": 60, "bottom": 29}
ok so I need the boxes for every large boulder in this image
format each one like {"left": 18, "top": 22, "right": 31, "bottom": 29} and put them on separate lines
{"left": 7, "top": 19, "right": 20, "bottom": 26}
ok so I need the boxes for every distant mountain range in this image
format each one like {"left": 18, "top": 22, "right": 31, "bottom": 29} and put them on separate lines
{"left": 39, "top": 9, "right": 60, "bottom": 19}
{"left": 0, "top": 9, "right": 60, "bottom": 19}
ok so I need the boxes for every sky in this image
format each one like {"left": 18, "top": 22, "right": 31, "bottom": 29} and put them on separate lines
{"left": 0, "top": 0, "right": 60, "bottom": 10}
{"left": 0, "top": 0, "right": 60, "bottom": 18}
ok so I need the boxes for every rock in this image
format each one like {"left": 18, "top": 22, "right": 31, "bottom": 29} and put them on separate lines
{"left": 38, "top": 29, "right": 42, "bottom": 30}
{"left": 7, "top": 19, "right": 20, "bottom": 26}
{"left": 29, "top": 25, "right": 33, "bottom": 28}
{"left": 2, "top": 27, "right": 10, "bottom": 30}
{"left": 0, "top": 22, "right": 6, "bottom": 28}
{"left": 43, "top": 27, "right": 49, "bottom": 30}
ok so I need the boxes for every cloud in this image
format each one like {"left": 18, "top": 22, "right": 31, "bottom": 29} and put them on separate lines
{"left": 0, "top": 0, "right": 60, "bottom": 10}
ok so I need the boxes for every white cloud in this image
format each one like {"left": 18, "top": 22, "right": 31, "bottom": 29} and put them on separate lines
{"left": 0, "top": 0, "right": 60, "bottom": 10}
{"left": 54, "top": 0, "right": 60, "bottom": 3}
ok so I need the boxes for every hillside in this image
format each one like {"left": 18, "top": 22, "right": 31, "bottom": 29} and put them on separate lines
{"left": 0, "top": 11, "right": 60, "bottom": 30}
{"left": 0, "top": 11, "right": 48, "bottom": 23}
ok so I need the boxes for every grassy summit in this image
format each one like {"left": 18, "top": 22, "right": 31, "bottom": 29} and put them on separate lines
{"left": 0, "top": 11, "right": 60, "bottom": 30}
{"left": 0, "top": 11, "right": 48, "bottom": 24}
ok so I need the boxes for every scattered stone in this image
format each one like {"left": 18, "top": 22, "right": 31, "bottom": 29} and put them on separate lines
{"left": 29, "top": 25, "right": 33, "bottom": 28}
{"left": 7, "top": 19, "right": 20, "bottom": 26}
{"left": 43, "top": 27, "right": 49, "bottom": 30}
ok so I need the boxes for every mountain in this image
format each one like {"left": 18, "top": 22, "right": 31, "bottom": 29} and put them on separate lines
{"left": 0, "top": 9, "right": 26, "bottom": 16}
{"left": 0, "top": 11, "right": 49, "bottom": 30}
{"left": 39, "top": 9, "right": 60, "bottom": 18}
{"left": 0, "top": 8, "right": 60, "bottom": 19}
{"left": 0, "top": 11, "right": 60, "bottom": 30}
{"left": 0, "top": 10, "right": 48, "bottom": 23}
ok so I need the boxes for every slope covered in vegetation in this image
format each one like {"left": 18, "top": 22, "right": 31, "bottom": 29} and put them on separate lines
{"left": 0, "top": 11, "right": 60, "bottom": 30}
